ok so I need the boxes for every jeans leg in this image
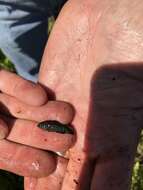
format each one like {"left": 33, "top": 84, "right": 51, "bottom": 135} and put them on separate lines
{"left": 0, "top": 1, "right": 51, "bottom": 82}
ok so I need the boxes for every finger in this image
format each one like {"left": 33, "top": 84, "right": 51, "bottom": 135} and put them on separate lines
{"left": 0, "top": 69, "right": 47, "bottom": 106}
{"left": 7, "top": 118, "right": 75, "bottom": 152}
{"left": 24, "top": 157, "right": 68, "bottom": 190}
{"left": 0, "top": 93, "right": 74, "bottom": 124}
{"left": 0, "top": 118, "right": 9, "bottom": 139}
{"left": 0, "top": 139, "right": 56, "bottom": 178}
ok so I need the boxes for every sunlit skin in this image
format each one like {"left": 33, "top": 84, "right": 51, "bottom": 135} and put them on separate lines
{"left": 0, "top": 69, "right": 75, "bottom": 177}
{"left": 30, "top": 0, "right": 143, "bottom": 189}
{"left": 1, "top": 0, "right": 143, "bottom": 189}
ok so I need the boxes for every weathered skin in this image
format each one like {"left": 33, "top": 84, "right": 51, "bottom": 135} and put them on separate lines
{"left": 0, "top": 69, "right": 75, "bottom": 178}
{"left": 0, "top": 70, "right": 47, "bottom": 106}
{"left": 0, "top": 91, "right": 75, "bottom": 152}
{"left": 0, "top": 93, "right": 74, "bottom": 124}
{"left": 7, "top": 118, "right": 74, "bottom": 152}
{"left": 36, "top": 0, "right": 143, "bottom": 189}
{"left": 0, "top": 140, "right": 56, "bottom": 177}
{"left": 0, "top": 69, "right": 48, "bottom": 140}
{"left": 24, "top": 157, "right": 68, "bottom": 190}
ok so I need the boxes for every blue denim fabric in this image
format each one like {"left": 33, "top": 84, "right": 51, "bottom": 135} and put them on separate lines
{"left": 0, "top": 0, "right": 66, "bottom": 81}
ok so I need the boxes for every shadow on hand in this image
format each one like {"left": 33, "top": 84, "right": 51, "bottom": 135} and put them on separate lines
{"left": 77, "top": 63, "right": 143, "bottom": 190}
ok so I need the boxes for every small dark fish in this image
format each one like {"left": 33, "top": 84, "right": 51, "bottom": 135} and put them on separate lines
{"left": 37, "top": 120, "right": 74, "bottom": 135}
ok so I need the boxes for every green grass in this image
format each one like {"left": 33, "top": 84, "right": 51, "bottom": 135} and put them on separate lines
{"left": 131, "top": 131, "right": 143, "bottom": 190}
{"left": 0, "top": 53, "right": 16, "bottom": 72}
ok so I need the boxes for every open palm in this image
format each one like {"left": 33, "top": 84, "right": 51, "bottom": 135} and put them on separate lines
{"left": 27, "top": 0, "right": 143, "bottom": 189}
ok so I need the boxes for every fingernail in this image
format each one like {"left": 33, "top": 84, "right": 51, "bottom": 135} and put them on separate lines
{"left": 37, "top": 120, "right": 74, "bottom": 134}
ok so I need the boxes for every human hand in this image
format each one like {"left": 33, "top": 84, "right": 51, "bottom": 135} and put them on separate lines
{"left": 0, "top": 69, "right": 75, "bottom": 179}
{"left": 38, "top": 0, "right": 143, "bottom": 189}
